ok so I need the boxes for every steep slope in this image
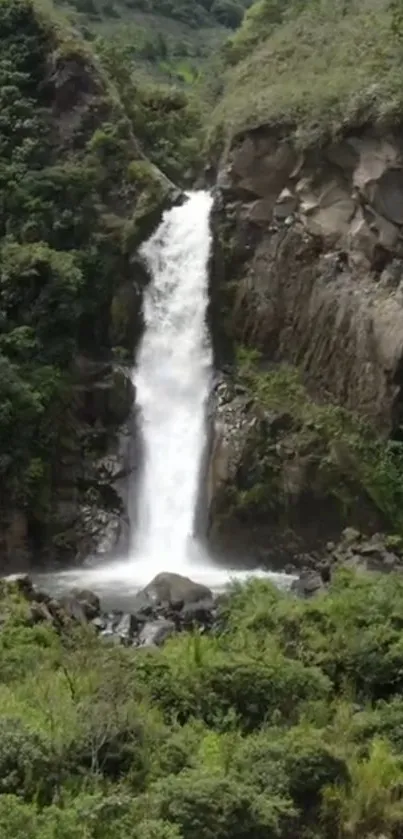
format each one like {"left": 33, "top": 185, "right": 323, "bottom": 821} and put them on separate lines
{"left": 0, "top": 0, "right": 177, "bottom": 571}
{"left": 206, "top": 0, "right": 403, "bottom": 568}
{"left": 208, "top": 0, "right": 403, "bottom": 151}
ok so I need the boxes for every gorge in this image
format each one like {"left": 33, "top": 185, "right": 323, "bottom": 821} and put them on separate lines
{"left": 4, "top": 2, "right": 403, "bottom": 836}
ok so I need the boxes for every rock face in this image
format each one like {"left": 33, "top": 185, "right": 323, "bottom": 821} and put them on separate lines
{"left": 212, "top": 129, "right": 403, "bottom": 434}
{"left": 207, "top": 378, "right": 384, "bottom": 568}
{"left": 206, "top": 127, "right": 403, "bottom": 568}
{"left": 291, "top": 528, "right": 403, "bottom": 596}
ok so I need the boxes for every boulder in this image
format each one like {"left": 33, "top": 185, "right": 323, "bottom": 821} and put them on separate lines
{"left": 138, "top": 618, "right": 176, "bottom": 647}
{"left": 142, "top": 572, "right": 213, "bottom": 610}
{"left": 127, "top": 589, "right": 154, "bottom": 619}
{"left": 67, "top": 589, "right": 101, "bottom": 619}
{"left": 113, "top": 612, "right": 138, "bottom": 640}
{"left": 60, "top": 590, "right": 99, "bottom": 623}
{"left": 291, "top": 571, "right": 324, "bottom": 598}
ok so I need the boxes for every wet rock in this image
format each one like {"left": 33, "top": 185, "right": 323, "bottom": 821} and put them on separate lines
{"left": 180, "top": 598, "right": 215, "bottom": 629}
{"left": 69, "top": 589, "right": 101, "bottom": 619}
{"left": 59, "top": 595, "right": 89, "bottom": 623}
{"left": 29, "top": 600, "right": 54, "bottom": 624}
{"left": 113, "top": 612, "right": 138, "bottom": 640}
{"left": 78, "top": 506, "right": 124, "bottom": 558}
{"left": 60, "top": 589, "right": 100, "bottom": 622}
{"left": 92, "top": 616, "right": 106, "bottom": 631}
{"left": 292, "top": 571, "right": 324, "bottom": 598}
{"left": 142, "top": 572, "right": 213, "bottom": 610}
{"left": 138, "top": 618, "right": 176, "bottom": 647}
{"left": 128, "top": 590, "right": 154, "bottom": 619}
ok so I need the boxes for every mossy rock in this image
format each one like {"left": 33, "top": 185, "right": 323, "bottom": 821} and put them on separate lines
{"left": 207, "top": 362, "right": 403, "bottom": 566}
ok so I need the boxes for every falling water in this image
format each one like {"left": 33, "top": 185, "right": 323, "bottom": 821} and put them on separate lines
{"left": 30, "top": 191, "right": 294, "bottom": 604}
{"left": 131, "top": 190, "right": 214, "bottom": 572}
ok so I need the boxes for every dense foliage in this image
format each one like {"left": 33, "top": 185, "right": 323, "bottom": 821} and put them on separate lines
{"left": 3, "top": 570, "right": 403, "bottom": 836}
{"left": 95, "top": 36, "right": 202, "bottom": 182}
{"left": 63, "top": 0, "right": 248, "bottom": 29}
{"left": 54, "top": 0, "right": 251, "bottom": 87}
{"left": 0, "top": 0, "right": 174, "bottom": 557}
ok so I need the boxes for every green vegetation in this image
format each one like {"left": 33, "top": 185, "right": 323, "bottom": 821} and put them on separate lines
{"left": 0, "top": 0, "right": 174, "bottom": 554}
{"left": 62, "top": 0, "right": 247, "bottom": 29}
{"left": 54, "top": 0, "right": 250, "bottom": 87}
{"left": 3, "top": 569, "right": 403, "bottom": 836}
{"left": 208, "top": 0, "right": 403, "bottom": 150}
{"left": 230, "top": 351, "right": 403, "bottom": 532}
{"left": 96, "top": 37, "right": 202, "bottom": 182}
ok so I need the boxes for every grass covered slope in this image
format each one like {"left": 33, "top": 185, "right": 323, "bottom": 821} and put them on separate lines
{"left": 208, "top": 0, "right": 403, "bottom": 149}
{"left": 3, "top": 570, "right": 403, "bottom": 836}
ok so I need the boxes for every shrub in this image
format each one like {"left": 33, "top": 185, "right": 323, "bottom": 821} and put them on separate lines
{"left": 0, "top": 718, "right": 56, "bottom": 803}
{"left": 145, "top": 770, "right": 295, "bottom": 839}
{"left": 322, "top": 739, "right": 403, "bottom": 839}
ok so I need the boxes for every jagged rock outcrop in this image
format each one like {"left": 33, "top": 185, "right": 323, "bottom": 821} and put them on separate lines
{"left": 207, "top": 129, "right": 403, "bottom": 565}
{"left": 212, "top": 129, "right": 403, "bottom": 433}
{"left": 291, "top": 528, "right": 403, "bottom": 596}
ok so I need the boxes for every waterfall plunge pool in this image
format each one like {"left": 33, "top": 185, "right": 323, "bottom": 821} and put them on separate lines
{"left": 21, "top": 192, "right": 296, "bottom": 609}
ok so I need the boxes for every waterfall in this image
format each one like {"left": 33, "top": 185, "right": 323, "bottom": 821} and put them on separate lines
{"left": 30, "top": 190, "right": 294, "bottom": 600}
{"left": 130, "top": 190, "right": 214, "bottom": 572}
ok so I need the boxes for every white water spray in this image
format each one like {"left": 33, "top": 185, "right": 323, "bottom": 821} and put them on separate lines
{"left": 30, "top": 191, "right": 294, "bottom": 602}
{"left": 131, "top": 190, "right": 213, "bottom": 572}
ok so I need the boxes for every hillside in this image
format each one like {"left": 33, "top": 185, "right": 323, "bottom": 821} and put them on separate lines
{"left": 208, "top": 0, "right": 403, "bottom": 151}
{"left": 54, "top": 0, "right": 251, "bottom": 85}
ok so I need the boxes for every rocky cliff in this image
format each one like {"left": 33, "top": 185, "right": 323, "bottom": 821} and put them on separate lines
{"left": 207, "top": 127, "right": 403, "bottom": 567}
{"left": 214, "top": 129, "right": 403, "bottom": 430}
{"left": 201, "top": 0, "right": 403, "bottom": 572}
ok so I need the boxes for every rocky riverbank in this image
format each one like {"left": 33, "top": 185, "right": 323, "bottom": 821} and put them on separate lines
{"left": 12, "top": 572, "right": 220, "bottom": 648}
{"left": 9, "top": 533, "right": 403, "bottom": 651}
